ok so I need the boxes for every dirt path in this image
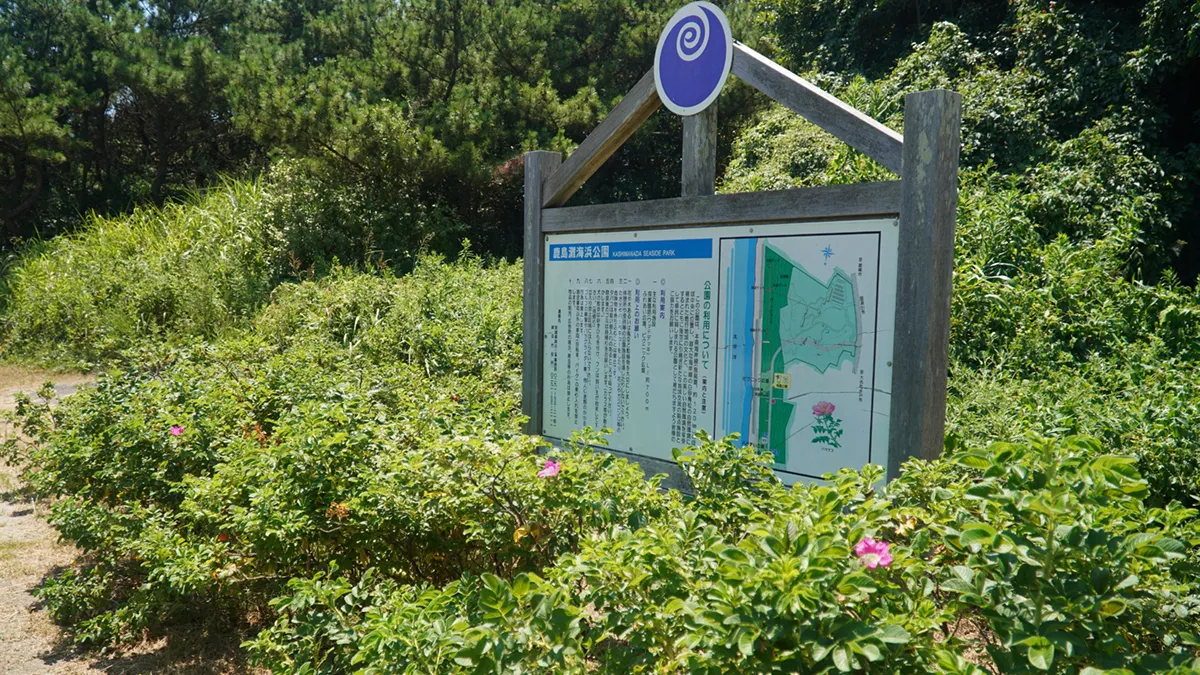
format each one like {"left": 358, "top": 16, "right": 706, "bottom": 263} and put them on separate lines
{"left": 0, "top": 366, "right": 259, "bottom": 674}
{"left": 0, "top": 366, "right": 97, "bottom": 674}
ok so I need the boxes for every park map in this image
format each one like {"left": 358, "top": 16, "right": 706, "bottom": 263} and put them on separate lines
{"left": 757, "top": 243, "right": 860, "bottom": 460}
{"left": 718, "top": 230, "right": 884, "bottom": 479}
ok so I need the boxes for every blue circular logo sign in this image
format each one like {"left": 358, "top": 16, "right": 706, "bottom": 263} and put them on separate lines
{"left": 654, "top": 2, "right": 733, "bottom": 116}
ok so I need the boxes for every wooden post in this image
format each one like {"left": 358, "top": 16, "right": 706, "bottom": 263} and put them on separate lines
{"left": 523, "top": 150, "right": 563, "bottom": 435}
{"left": 888, "top": 89, "right": 961, "bottom": 479}
{"left": 682, "top": 104, "right": 718, "bottom": 197}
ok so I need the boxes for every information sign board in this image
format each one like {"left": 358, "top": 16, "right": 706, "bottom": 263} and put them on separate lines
{"left": 523, "top": 15, "right": 960, "bottom": 484}
{"left": 541, "top": 219, "right": 899, "bottom": 483}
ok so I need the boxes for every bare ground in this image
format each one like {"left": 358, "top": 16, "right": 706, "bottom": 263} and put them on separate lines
{"left": 0, "top": 365, "right": 263, "bottom": 674}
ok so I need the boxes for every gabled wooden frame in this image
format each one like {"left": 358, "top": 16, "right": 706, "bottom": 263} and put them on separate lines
{"left": 523, "top": 41, "right": 961, "bottom": 481}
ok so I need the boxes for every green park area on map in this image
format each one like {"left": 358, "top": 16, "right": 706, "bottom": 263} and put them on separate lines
{"left": 757, "top": 242, "right": 859, "bottom": 463}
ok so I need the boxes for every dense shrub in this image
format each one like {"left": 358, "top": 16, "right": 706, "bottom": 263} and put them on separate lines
{"left": 247, "top": 435, "right": 1200, "bottom": 674}
{"left": 258, "top": 155, "right": 525, "bottom": 276}
{"left": 6, "top": 263, "right": 1199, "bottom": 672}
{"left": 2, "top": 258, "right": 671, "bottom": 646}
{"left": 0, "top": 164, "right": 526, "bottom": 369}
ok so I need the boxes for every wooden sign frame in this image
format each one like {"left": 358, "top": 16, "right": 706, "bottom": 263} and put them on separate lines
{"left": 523, "top": 42, "right": 961, "bottom": 481}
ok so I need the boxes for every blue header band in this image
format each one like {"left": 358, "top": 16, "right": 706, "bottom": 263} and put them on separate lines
{"left": 549, "top": 238, "right": 712, "bottom": 262}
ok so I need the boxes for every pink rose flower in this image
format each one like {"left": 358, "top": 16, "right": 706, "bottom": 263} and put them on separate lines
{"left": 812, "top": 401, "right": 836, "bottom": 417}
{"left": 169, "top": 425, "right": 185, "bottom": 436}
{"left": 537, "top": 459, "right": 560, "bottom": 479}
{"left": 855, "top": 537, "right": 893, "bottom": 569}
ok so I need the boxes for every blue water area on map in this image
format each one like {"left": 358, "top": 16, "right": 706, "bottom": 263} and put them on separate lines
{"left": 548, "top": 238, "right": 712, "bottom": 262}
{"left": 722, "top": 238, "right": 757, "bottom": 444}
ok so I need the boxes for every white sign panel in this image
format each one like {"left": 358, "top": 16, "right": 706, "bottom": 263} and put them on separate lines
{"left": 541, "top": 219, "right": 899, "bottom": 483}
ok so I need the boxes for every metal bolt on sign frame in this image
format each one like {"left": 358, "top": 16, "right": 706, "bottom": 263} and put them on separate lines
{"left": 523, "top": 40, "right": 960, "bottom": 483}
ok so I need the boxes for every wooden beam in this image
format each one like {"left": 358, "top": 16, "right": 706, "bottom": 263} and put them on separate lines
{"left": 542, "top": 181, "right": 901, "bottom": 233}
{"left": 522, "top": 151, "right": 563, "bottom": 434}
{"left": 682, "top": 105, "right": 718, "bottom": 197}
{"left": 888, "top": 89, "right": 962, "bottom": 479}
{"left": 731, "top": 42, "right": 903, "bottom": 175}
{"left": 541, "top": 69, "right": 661, "bottom": 208}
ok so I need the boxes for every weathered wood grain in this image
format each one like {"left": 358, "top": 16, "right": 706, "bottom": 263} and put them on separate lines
{"left": 522, "top": 151, "right": 563, "bottom": 434}
{"left": 682, "top": 104, "right": 718, "bottom": 197}
{"left": 542, "top": 181, "right": 901, "bottom": 232}
{"left": 541, "top": 69, "right": 661, "bottom": 208}
{"left": 732, "top": 42, "right": 904, "bottom": 175}
{"left": 888, "top": 89, "right": 962, "bottom": 479}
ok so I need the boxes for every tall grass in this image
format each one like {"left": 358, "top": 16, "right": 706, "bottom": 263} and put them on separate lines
{"left": 0, "top": 180, "right": 275, "bottom": 367}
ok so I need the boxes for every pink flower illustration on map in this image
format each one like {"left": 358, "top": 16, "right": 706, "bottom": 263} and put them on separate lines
{"left": 810, "top": 401, "right": 843, "bottom": 449}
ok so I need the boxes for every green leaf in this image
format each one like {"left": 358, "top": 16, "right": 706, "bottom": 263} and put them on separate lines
{"left": 510, "top": 574, "right": 532, "bottom": 599}
{"left": 454, "top": 638, "right": 486, "bottom": 667}
{"left": 832, "top": 644, "right": 852, "bottom": 672}
{"left": 1086, "top": 454, "right": 1139, "bottom": 478}
{"left": 838, "top": 572, "right": 878, "bottom": 596}
{"left": 965, "top": 485, "right": 996, "bottom": 499}
{"left": 759, "top": 535, "right": 786, "bottom": 559}
{"left": 955, "top": 452, "right": 993, "bottom": 470}
{"left": 1159, "top": 537, "right": 1186, "bottom": 554}
{"left": 718, "top": 546, "right": 752, "bottom": 565}
{"left": 738, "top": 629, "right": 756, "bottom": 656}
{"left": 1114, "top": 573, "right": 1139, "bottom": 590}
{"left": 960, "top": 523, "right": 997, "bottom": 546}
{"left": 859, "top": 642, "right": 883, "bottom": 662}
{"left": 876, "top": 624, "right": 911, "bottom": 644}
{"left": 942, "top": 579, "right": 977, "bottom": 594}
{"left": 1099, "top": 598, "right": 1127, "bottom": 617}
{"left": 1023, "top": 637, "right": 1054, "bottom": 670}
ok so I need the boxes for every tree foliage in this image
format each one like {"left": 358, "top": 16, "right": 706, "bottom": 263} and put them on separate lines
{"left": 0, "top": 0, "right": 766, "bottom": 259}
{"left": 757, "top": 0, "right": 1200, "bottom": 283}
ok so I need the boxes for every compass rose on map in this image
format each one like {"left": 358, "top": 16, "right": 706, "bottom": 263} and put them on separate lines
{"left": 821, "top": 245, "right": 834, "bottom": 265}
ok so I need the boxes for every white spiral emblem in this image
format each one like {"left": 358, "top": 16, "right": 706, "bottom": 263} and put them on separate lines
{"left": 675, "top": 10, "right": 710, "bottom": 62}
{"left": 654, "top": 2, "right": 733, "bottom": 116}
